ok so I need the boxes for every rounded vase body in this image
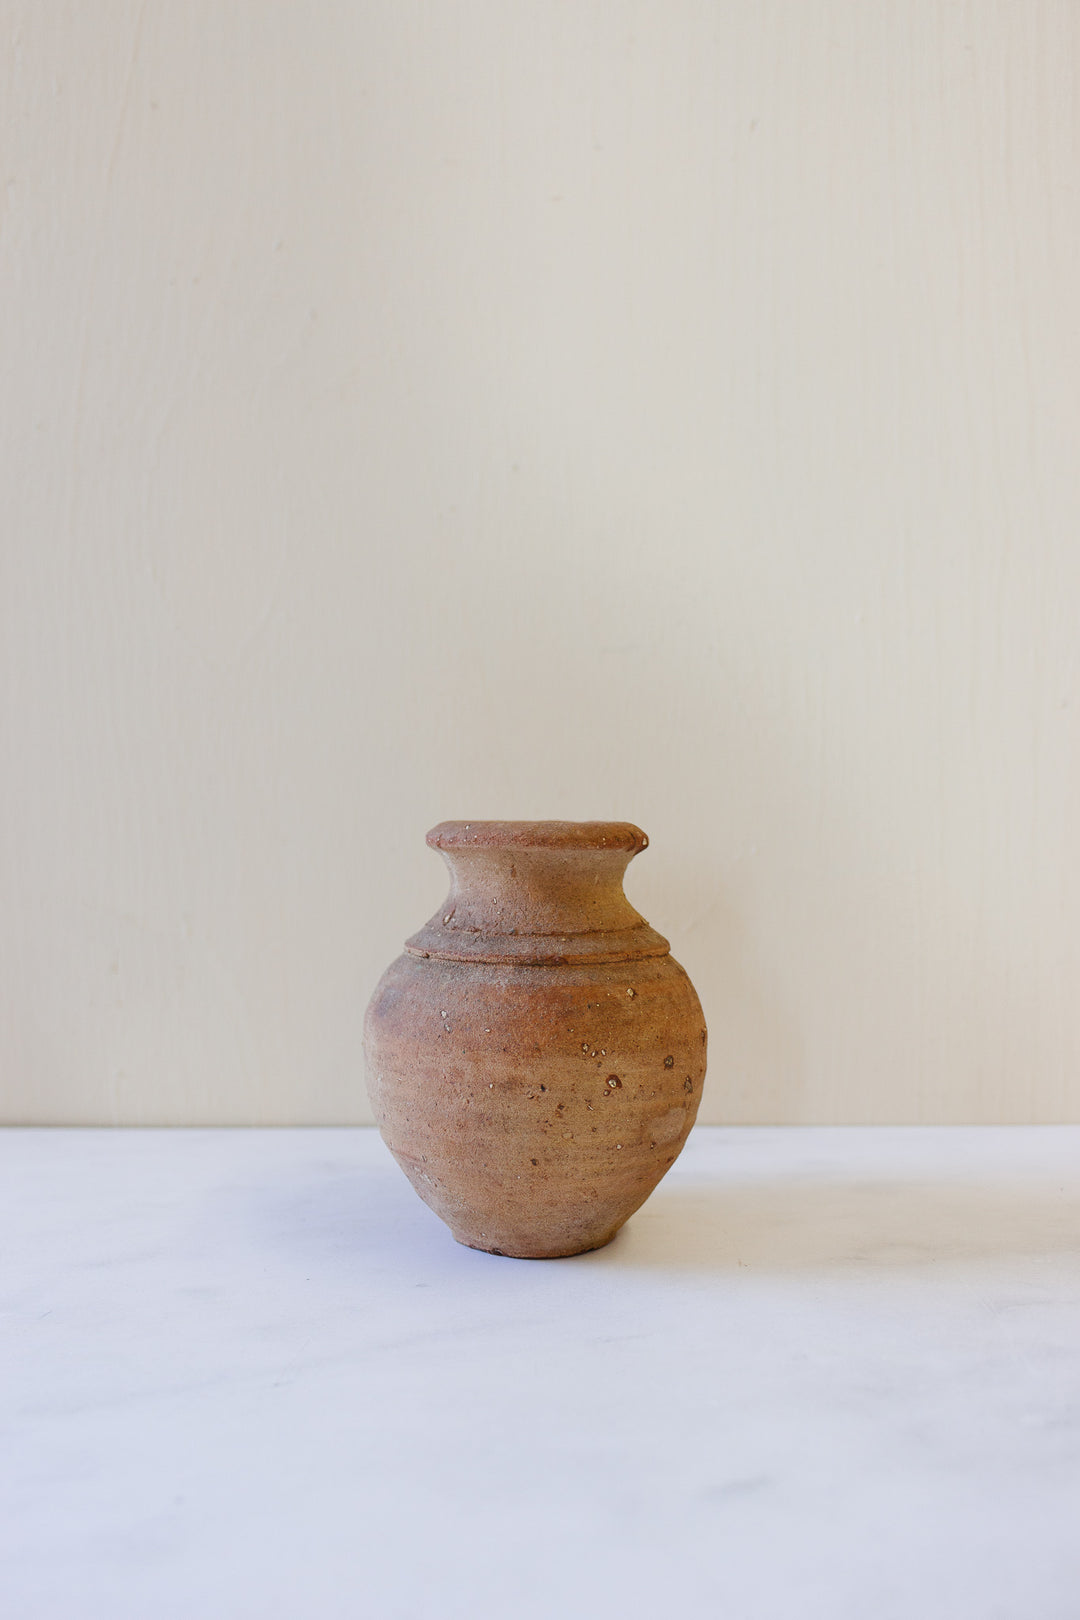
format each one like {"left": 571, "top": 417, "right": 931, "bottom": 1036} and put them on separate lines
{"left": 363, "top": 822, "right": 707, "bottom": 1258}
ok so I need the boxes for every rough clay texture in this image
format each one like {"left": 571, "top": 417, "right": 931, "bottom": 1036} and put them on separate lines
{"left": 363, "top": 822, "right": 707, "bottom": 1258}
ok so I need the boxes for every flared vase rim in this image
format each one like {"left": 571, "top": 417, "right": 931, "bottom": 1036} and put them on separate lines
{"left": 427, "top": 820, "right": 648, "bottom": 854}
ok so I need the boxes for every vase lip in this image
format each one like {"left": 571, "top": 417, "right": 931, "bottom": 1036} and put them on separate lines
{"left": 427, "top": 820, "right": 649, "bottom": 855}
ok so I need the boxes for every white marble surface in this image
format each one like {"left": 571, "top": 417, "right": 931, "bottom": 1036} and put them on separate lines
{"left": 4, "top": 1126, "right": 1080, "bottom": 1619}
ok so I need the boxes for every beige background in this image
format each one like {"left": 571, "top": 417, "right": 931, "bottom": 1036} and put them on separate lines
{"left": 2, "top": 1, "right": 1079, "bottom": 1125}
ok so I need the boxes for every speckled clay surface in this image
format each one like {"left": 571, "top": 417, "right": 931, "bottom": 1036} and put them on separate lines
{"left": 363, "top": 822, "right": 707, "bottom": 1257}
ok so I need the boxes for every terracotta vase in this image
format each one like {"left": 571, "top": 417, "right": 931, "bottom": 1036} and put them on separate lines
{"left": 363, "top": 821, "right": 707, "bottom": 1258}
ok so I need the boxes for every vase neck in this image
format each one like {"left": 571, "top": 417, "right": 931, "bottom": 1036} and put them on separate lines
{"left": 404, "top": 822, "right": 670, "bottom": 966}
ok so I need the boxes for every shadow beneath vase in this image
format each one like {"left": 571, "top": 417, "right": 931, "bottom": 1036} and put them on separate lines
{"left": 588, "top": 1174, "right": 1080, "bottom": 1275}
{"left": 237, "top": 1131, "right": 1080, "bottom": 1281}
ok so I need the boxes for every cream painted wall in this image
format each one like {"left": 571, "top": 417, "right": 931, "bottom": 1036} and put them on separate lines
{"left": 2, "top": 1, "right": 1079, "bottom": 1125}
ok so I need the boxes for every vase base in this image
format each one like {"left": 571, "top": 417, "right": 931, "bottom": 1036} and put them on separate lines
{"left": 452, "top": 1227, "right": 621, "bottom": 1260}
